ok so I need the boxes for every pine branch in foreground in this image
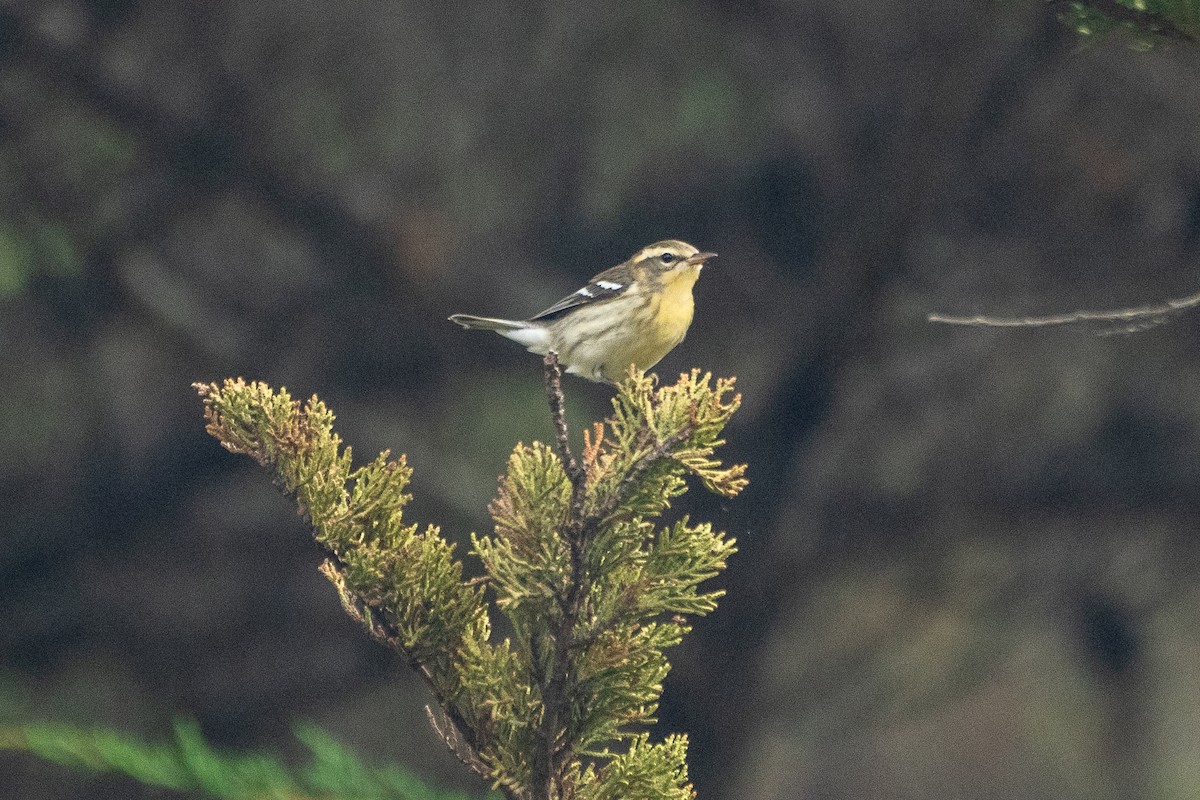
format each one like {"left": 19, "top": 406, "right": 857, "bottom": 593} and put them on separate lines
{"left": 194, "top": 357, "right": 746, "bottom": 800}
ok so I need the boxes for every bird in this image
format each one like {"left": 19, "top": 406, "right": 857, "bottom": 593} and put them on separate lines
{"left": 449, "top": 240, "right": 716, "bottom": 383}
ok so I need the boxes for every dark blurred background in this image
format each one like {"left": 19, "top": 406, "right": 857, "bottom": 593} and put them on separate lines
{"left": 3, "top": 1, "right": 1200, "bottom": 798}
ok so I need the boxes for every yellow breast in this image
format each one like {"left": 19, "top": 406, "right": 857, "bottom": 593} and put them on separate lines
{"left": 653, "top": 265, "right": 699, "bottom": 343}
{"left": 613, "top": 264, "right": 700, "bottom": 376}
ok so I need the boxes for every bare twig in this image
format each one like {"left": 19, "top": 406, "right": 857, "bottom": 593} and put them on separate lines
{"left": 928, "top": 288, "right": 1200, "bottom": 332}
{"left": 543, "top": 352, "right": 583, "bottom": 485}
{"left": 536, "top": 351, "right": 588, "bottom": 800}
{"left": 543, "top": 352, "right": 591, "bottom": 533}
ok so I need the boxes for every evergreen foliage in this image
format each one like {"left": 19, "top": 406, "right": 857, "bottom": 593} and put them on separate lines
{"left": 0, "top": 719, "right": 482, "bottom": 800}
{"left": 194, "top": 356, "right": 746, "bottom": 800}
{"left": 1052, "top": 0, "right": 1200, "bottom": 46}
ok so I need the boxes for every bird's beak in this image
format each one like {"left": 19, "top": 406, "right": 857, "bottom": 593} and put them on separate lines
{"left": 686, "top": 252, "right": 717, "bottom": 266}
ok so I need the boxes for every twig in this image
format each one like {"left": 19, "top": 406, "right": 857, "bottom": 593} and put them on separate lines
{"left": 543, "top": 352, "right": 591, "bottom": 531}
{"left": 318, "top": 559, "right": 494, "bottom": 791}
{"left": 543, "top": 352, "right": 583, "bottom": 485}
{"left": 603, "top": 424, "right": 697, "bottom": 518}
{"left": 927, "top": 288, "right": 1200, "bottom": 331}
{"left": 425, "top": 706, "right": 492, "bottom": 779}
{"left": 536, "top": 351, "right": 589, "bottom": 800}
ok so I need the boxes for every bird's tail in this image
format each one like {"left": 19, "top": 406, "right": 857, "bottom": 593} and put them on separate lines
{"left": 448, "top": 314, "right": 526, "bottom": 332}
{"left": 448, "top": 314, "right": 549, "bottom": 350}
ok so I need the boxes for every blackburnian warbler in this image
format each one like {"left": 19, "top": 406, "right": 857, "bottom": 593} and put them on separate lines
{"left": 449, "top": 240, "right": 716, "bottom": 383}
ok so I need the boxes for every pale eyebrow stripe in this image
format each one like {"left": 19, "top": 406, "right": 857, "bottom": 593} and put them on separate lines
{"left": 637, "top": 243, "right": 694, "bottom": 261}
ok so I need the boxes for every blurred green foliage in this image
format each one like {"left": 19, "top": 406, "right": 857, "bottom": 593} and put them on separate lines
{"left": 1057, "top": 0, "right": 1200, "bottom": 46}
{"left": 0, "top": 221, "right": 79, "bottom": 298}
{"left": 0, "top": 719, "right": 488, "bottom": 800}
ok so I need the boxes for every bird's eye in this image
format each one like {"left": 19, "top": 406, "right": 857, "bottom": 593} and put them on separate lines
{"left": 660, "top": 253, "right": 676, "bottom": 264}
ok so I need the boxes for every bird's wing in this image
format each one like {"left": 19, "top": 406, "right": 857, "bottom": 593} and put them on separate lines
{"left": 528, "top": 264, "right": 631, "bottom": 321}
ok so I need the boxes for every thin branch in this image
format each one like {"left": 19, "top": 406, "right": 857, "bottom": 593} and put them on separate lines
{"left": 424, "top": 706, "right": 492, "bottom": 780}
{"left": 543, "top": 352, "right": 583, "bottom": 486}
{"left": 927, "top": 288, "right": 1200, "bottom": 331}
{"left": 600, "top": 423, "right": 698, "bottom": 523}
{"left": 318, "top": 559, "right": 492, "bottom": 785}
{"left": 544, "top": 352, "right": 592, "bottom": 542}
{"left": 536, "top": 351, "right": 588, "bottom": 800}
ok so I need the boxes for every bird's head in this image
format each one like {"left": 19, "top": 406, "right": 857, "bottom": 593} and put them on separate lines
{"left": 632, "top": 240, "right": 718, "bottom": 281}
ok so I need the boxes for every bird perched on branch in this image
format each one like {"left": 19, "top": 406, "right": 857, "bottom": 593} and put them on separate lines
{"left": 449, "top": 240, "right": 716, "bottom": 383}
